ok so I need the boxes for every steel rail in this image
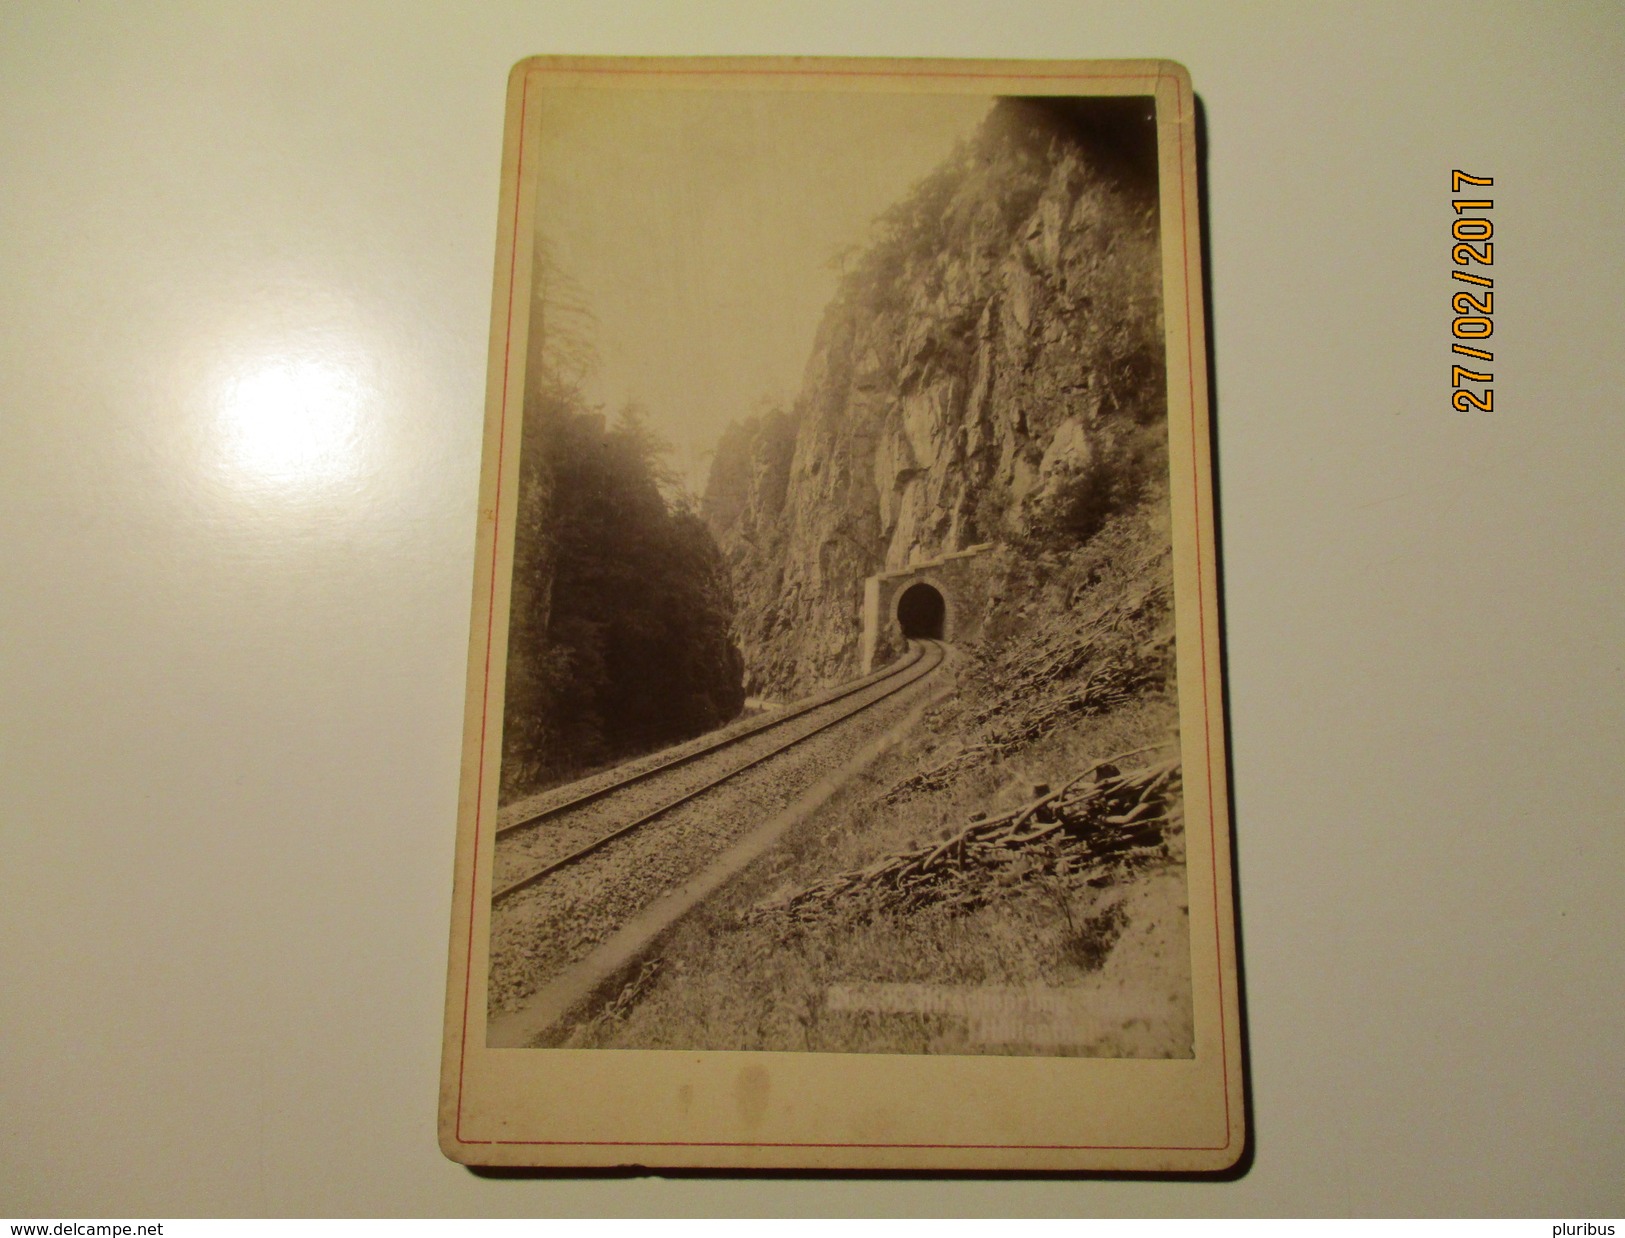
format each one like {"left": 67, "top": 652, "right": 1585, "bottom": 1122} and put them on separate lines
{"left": 494, "top": 639, "right": 929, "bottom": 841}
{"left": 491, "top": 639, "right": 945, "bottom": 906}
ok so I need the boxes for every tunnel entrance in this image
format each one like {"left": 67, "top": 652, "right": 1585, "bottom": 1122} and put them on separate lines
{"left": 896, "top": 582, "right": 946, "bottom": 640}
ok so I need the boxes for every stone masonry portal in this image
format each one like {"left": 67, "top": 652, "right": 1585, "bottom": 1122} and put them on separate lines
{"left": 860, "top": 543, "right": 995, "bottom": 672}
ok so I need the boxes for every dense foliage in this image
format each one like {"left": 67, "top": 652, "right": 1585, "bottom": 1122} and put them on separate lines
{"left": 500, "top": 361, "right": 745, "bottom": 802}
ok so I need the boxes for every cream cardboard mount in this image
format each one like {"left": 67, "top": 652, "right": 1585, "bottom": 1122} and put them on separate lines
{"left": 440, "top": 56, "right": 1243, "bottom": 1172}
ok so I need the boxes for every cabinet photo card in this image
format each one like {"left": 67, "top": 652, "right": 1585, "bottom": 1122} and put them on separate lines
{"left": 441, "top": 56, "right": 1241, "bottom": 1172}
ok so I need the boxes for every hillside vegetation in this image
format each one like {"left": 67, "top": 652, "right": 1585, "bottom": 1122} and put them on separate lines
{"left": 499, "top": 260, "right": 745, "bottom": 802}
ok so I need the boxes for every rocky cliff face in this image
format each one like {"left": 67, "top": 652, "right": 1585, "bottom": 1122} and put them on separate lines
{"left": 705, "top": 98, "right": 1167, "bottom": 697}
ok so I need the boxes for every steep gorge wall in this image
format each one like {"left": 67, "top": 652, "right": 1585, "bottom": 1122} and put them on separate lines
{"left": 705, "top": 98, "right": 1167, "bottom": 698}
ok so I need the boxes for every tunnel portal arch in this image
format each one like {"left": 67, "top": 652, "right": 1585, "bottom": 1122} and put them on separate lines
{"left": 896, "top": 581, "right": 946, "bottom": 639}
{"left": 860, "top": 544, "right": 995, "bottom": 671}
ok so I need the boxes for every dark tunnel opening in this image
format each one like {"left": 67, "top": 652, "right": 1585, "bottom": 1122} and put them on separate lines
{"left": 896, "top": 582, "right": 946, "bottom": 640}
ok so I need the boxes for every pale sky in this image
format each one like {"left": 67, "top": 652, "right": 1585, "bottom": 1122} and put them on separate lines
{"left": 529, "top": 87, "right": 993, "bottom": 493}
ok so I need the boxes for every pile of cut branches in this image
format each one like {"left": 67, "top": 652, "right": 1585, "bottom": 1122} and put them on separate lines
{"left": 750, "top": 747, "right": 1182, "bottom": 926}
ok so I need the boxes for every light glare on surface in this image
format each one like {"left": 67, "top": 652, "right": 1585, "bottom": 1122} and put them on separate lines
{"left": 217, "top": 356, "right": 364, "bottom": 491}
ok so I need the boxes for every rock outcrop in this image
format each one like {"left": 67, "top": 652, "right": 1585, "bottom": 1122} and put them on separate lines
{"left": 705, "top": 97, "right": 1167, "bottom": 697}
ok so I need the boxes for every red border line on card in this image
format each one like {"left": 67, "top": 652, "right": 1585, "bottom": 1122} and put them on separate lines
{"left": 477, "top": 1139, "right": 1224, "bottom": 1150}
{"left": 1175, "top": 74, "right": 1232, "bottom": 1146}
{"left": 544, "top": 67, "right": 1160, "bottom": 80}
{"left": 455, "top": 70, "right": 532, "bottom": 1147}
{"left": 454, "top": 63, "right": 1233, "bottom": 1155}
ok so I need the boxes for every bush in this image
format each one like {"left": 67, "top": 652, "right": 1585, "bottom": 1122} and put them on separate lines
{"left": 1018, "top": 424, "right": 1165, "bottom": 552}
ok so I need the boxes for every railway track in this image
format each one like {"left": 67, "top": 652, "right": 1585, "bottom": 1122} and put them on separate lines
{"left": 495, "top": 640, "right": 928, "bottom": 843}
{"left": 491, "top": 639, "right": 945, "bottom": 907}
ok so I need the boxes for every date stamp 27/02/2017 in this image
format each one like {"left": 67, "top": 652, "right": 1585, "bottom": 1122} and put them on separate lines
{"left": 1451, "top": 170, "right": 1495, "bottom": 412}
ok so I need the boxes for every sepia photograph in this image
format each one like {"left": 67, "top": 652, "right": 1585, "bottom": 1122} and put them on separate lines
{"left": 442, "top": 57, "right": 1239, "bottom": 1170}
